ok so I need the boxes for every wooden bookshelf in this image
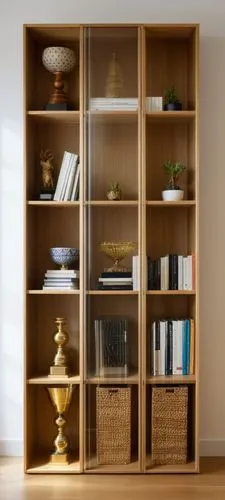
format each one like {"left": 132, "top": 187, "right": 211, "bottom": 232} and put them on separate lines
{"left": 24, "top": 23, "right": 199, "bottom": 474}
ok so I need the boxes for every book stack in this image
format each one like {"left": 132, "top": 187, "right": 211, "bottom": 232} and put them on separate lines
{"left": 42, "top": 269, "right": 79, "bottom": 290}
{"left": 148, "top": 254, "right": 195, "bottom": 290}
{"left": 54, "top": 151, "right": 80, "bottom": 201}
{"left": 97, "top": 271, "right": 133, "bottom": 290}
{"left": 146, "top": 97, "right": 163, "bottom": 111}
{"left": 94, "top": 318, "right": 128, "bottom": 376}
{"left": 89, "top": 97, "right": 138, "bottom": 111}
{"left": 150, "top": 319, "right": 195, "bottom": 376}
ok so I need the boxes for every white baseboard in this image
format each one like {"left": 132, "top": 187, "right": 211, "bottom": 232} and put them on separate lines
{"left": 0, "top": 440, "right": 23, "bottom": 456}
{"left": 200, "top": 439, "right": 225, "bottom": 456}
{"left": 0, "top": 438, "right": 224, "bottom": 458}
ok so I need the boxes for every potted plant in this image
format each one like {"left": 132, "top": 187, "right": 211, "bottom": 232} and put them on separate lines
{"left": 162, "top": 160, "right": 186, "bottom": 201}
{"left": 106, "top": 182, "right": 122, "bottom": 201}
{"left": 164, "top": 85, "right": 182, "bottom": 111}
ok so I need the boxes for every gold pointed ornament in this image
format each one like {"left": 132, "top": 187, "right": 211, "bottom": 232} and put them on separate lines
{"left": 49, "top": 318, "right": 69, "bottom": 377}
{"left": 105, "top": 52, "right": 123, "bottom": 98}
{"left": 47, "top": 386, "right": 73, "bottom": 464}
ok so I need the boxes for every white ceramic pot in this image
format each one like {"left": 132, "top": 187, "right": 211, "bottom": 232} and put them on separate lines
{"left": 162, "top": 189, "right": 184, "bottom": 201}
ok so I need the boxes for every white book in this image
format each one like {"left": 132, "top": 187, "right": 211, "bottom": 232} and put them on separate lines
{"left": 71, "top": 163, "right": 80, "bottom": 201}
{"left": 53, "top": 151, "right": 71, "bottom": 201}
{"left": 178, "top": 255, "right": 183, "bottom": 290}
{"left": 60, "top": 153, "right": 74, "bottom": 201}
{"left": 187, "top": 255, "right": 193, "bottom": 290}
{"left": 99, "top": 277, "right": 132, "bottom": 282}
{"left": 164, "top": 255, "right": 169, "bottom": 290}
{"left": 132, "top": 255, "right": 139, "bottom": 291}
{"left": 63, "top": 155, "right": 78, "bottom": 201}
{"left": 152, "top": 322, "right": 156, "bottom": 376}
{"left": 159, "top": 321, "right": 166, "bottom": 375}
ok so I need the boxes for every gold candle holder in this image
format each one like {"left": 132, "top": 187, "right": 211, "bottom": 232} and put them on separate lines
{"left": 49, "top": 318, "right": 69, "bottom": 377}
{"left": 47, "top": 386, "right": 73, "bottom": 464}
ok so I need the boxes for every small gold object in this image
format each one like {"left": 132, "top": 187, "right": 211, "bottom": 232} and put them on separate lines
{"left": 49, "top": 318, "right": 69, "bottom": 377}
{"left": 99, "top": 241, "right": 135, "bottom": 272}
{"left": 105, "top": 52, "right": 123, "bottom": 98}
{"left": 40, "top": 149, "right": 54, "bottom": 191}
{"left": 47, "top": 386, "right": 73, "bottom": 464}
{"left": 106, "top": 182, "right": 122, "bottom": 201}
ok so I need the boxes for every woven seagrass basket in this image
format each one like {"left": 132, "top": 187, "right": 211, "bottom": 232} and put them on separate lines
{"left": 152, "top": 386, "right": 188, "bottom": 465}
{"left": 96, "top": 386, "right": 131, "bottom": 465}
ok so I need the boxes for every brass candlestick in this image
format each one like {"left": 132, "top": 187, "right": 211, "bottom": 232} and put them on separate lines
{"left": 47, "top": 386, "right": 73, "bottom": 464}
{"left": 49, "top": 318, "right": 69, "bottom": 377}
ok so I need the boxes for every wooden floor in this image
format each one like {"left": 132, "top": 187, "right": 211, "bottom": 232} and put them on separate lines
{"left": 1, "top": 458, "right": 225, "bottom": 500}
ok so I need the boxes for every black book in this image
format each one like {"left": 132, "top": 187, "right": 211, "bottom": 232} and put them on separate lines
{"left": 148, "top": 257, "right": 155, "bottom": 290}
{"left": 172, "top": 255, "right": 178, "bottom": 290}
{"left": 101, "top": 271, "right": 132, "bottom": 278}
{"left": 97, "top": 318, "right": 128, "bottom": 376}
{"left": 97, "top": 284, "right": 133, "bottom": 290}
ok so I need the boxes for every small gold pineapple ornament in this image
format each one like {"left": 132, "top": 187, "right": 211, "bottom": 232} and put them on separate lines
{"left": 105, "top": 52, "right": 123, "bottom": 98}
{"left": 106, "top": 182, "right": 122, "bottom": 201}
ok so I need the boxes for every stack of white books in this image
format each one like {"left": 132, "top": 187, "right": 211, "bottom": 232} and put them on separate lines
{"left": 43, "top": 269, "right": 79, "bottom": 290}
{"left": 89, "top": 97, "right": 138, "bottom": 111}
{"left": 54, "top": 151, "right": 80, "bottom": 201}
{"left": 146, "top": 97, "right": 163, "bottom": 112}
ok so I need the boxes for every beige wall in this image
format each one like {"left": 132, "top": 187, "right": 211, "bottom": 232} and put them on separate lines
{"left": 1, "top": 0, "right": 225, "bottom": 455}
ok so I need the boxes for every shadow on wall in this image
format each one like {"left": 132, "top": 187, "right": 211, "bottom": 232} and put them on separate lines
{"left": 200, "top": 36, "right": 225, "bottom": 451}
{"left": 0, "top": 24, "right": 23, "bottom": 455}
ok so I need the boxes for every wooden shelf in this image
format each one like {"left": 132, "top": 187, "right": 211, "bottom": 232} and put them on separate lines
{"left": 85, "top": 200, "right": 138, "bottom": 206}
{"left": 87, "top": 290, "right": 138, "bottom": 295}
{"left": 146, "top": 111, "right": 195, "bottom": 122}
{"left": 26, "top": 456, "right": 80, "bottom": 474}
{"left": 145, "top": 456, "right": 197, "bottom": 474}
{"left": 146, "top": 201, "right": 196, "bottom": 207}
{"left": 28, "top": 375, "right": 80, "bottom": 385}
{"left": 87, "top": 110, "right": 138, "bottom": 124}
{"left": 27, "top": 201, "right": 80, "bottom": 207}
{"left": 27, "top": 290, "right": 80, "bottom": 295}
{"left": 146, "top": 290, "right": 195, "bottom": 295}
{"left": 86, "top": 374, "right": 139, "bottom": 384}
{"left": 27, "top": 110, "right": 80, "bottom": 123}
{"left": 146, "top": 375, "right": 196, "bottom": 385}
{"left": 85, "top": 457, "right": 140, "bottom": 473}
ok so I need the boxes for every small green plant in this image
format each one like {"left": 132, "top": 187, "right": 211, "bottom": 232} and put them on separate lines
{"left": 164, "top": 85, "right": 180, "bottom": 105}
{"left": 163, "top": 160, "right": 186, "bottom": 190}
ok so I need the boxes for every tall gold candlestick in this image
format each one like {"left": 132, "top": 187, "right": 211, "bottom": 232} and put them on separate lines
{"left": 49, "top": 318, "right": 69, "bottom": 377}
{"left": 47, "top": 386, "right": 73, "bottom": 464}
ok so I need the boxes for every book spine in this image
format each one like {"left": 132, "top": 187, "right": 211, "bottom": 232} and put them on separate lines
{"left": 178, "top": 255, "right": 183, "bottom": 290}
{"left": 186, "top": 319, "right": 190, "bottom": 374}
{"left": 189, "top": 318, "right": 195, "bottom": 375}
{"left": 94, "top": 319, "right": 100, "bottom": 376}
{"left": 155, "top": 321, "right": 160, "bottom": 376}
{"left": 159, "top": 320, "right": 166, "bottom": 375}
{"left": 172, "top": 255, "right": 178, "bottom": 290}
{"left": 53, "top": 151, "right": 69, "bottom": 201}
{"left": 182, "top": 320, "right": 187, "bottom": 375}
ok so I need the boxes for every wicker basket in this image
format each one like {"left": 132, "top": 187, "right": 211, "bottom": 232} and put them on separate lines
{"left": 96, "top": 386, "right": 131, "bottom": 465}
{"left": 152, "top": 386, "right": 188, "bottom": 465}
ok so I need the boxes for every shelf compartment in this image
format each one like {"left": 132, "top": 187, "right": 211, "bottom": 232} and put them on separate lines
{"left": 25, "top": 27, "right": 80, "bottom": 111}
{"left": 145, "top": 384, "right": 197, "bottom": 472}
{"left": 27, "top": 206, "right": 79, "bottom": 290}
{"left": 85, "top": 384, "right": 139, "bottom": 472}
{"left": 86, "top": 294, "right": 139, "bottom": 379}
{"left": 26, "top": 118, "right": 79, "bottom": 201}
{"left": 145, "top": 120, "right": 196, "bottom": 201}
{"left": 25, "top": 384, "right": 80, "bottom": 473}
{"left": 26, "top": 294, "right": 80, "bottom": 379}
{"left": 146, "top": 206, "right": 196, "bottom": 258}
{"left": 85, "top": 206, "right": 138, "bottom": 290}
{"left": 28, "top": 375, "right": 81, "bottom": 385}
{"left": 145, "top": 27, "right": 197, "bottom": 110}
{"left": 86, "top": 117, "right": 139, "bottom": 201}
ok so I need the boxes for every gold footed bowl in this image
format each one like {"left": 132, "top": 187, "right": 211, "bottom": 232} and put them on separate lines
{"left": 99, "top": 241, "right": 135, "bottom": 272}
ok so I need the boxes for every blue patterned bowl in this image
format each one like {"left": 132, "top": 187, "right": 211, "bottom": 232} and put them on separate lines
{"left": 50, "top": 247, "right": 79, "bottom": 270}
